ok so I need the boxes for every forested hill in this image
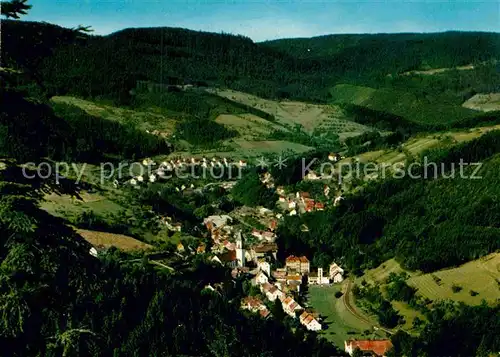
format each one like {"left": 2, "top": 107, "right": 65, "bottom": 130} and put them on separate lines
{"left": 3, "top": 20, "right": 499, "bottom": 103}
{"left": 263, "top": 31, "right": 500, "bottom": 67}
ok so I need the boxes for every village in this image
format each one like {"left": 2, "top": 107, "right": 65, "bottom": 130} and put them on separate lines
{"left": 121, "top": 154, "right": 393, "bottom": 356}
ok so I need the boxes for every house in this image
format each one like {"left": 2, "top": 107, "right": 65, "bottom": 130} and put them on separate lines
{"left": 328, "top": 153, "right": 341, "bottom": 162}
{"left": 204, "top": 215, "right": 233, "bottom": 230}
{"left": 252, "top": 271, "right": 269, "bottom": 286}
{"left": 257, "top": 259, "right": 271, "bottom": 276}
{"left": 196, "top": 244, "right": 206, "bottom": 254}
{"left": 251, "top": 243, "right": 278, "bottom": 260}
{"left": 315, "top": 202, "right": 325, "bottom": 211}
{"left": 286, "top": 255, "right": 310, "bottom": 274}
{"left": 330, "top": 262, "right": 344, "bottom": 283}
{"left": 296, "top": 191, "right": 310, "bottom": 202}
{"left": 324, "top": 185, "right": 331, "bottom": 197}
{"left": 268, "top": 220, "right": 278, "bottom": 231}
{"left": 279, "top": 196, "right": 286, "bottom": 202}
{"left": 276, "top": 186, "right": 285, "bottom": 195}
{"left": 260, "top": 282, "right": 284, "bottom": 302}
{"left": 218, "top": 250, "right": 238, "bottom": 268}
{"left": 344, "top": 340, "right": 393, "bottom": 357}
{"left": 281, "top": 296, "right": 302, "bottom": 317}
{"left": 239, "top": 160, "right": 247, "bottom": 167}
{"left": 289, "top": 209, "right": 297, "bottom": 216}
{"left": 334, "top": 195, "right": 344, "bottom": 206}
{"left": 304, "top": 199, "right": 316, "bottom": 212}
{"left": 299, "top": 312, "right": 322, "bottom": 331}
{"left": 272, "top": 268, "right": 287, "bottom": 282}
{"left": 288, "top": 199, "right": 297, "bottom": 209}
{"left": 241, "top": 296, "right": 266, "bottom": 311}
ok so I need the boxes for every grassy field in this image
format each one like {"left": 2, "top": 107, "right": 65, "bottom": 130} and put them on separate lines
{"left": 407, "top": 253, "right": 500, "bottom": 305}
{"left": 308, "top": 285, "right": 386, "bottom": 347}
{"left": 354, "top": 254, "right": 500, "bottom": 330}
{"left": 76, "top": 228, "right": 153, "bottom": 252}
{"left": 41, "top": 191, "right": 126, "bottom": 218}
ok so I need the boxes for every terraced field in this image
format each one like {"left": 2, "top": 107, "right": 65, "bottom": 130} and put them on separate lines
{"left": 209, "top": 88, "right": 372, "bottom": 136}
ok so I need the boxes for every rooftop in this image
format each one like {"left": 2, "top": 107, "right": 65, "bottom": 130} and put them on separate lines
{"left": 346, "top": 340, "right": 393, "bottom": 356}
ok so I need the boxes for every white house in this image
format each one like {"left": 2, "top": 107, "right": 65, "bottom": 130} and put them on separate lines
{"left": 300, "top": 312, "right": 322, "bottom": 331}
{"left": 330, "top": 262, "right": 344, "bottom": 283}
{"left": 289, "top": 209, "right": 297, "bottom": 216}
{"left": 257, "top": 260, "right": 271, "bottom": 276}
{"left": 334, "top": 195, "right": 344, "bottom": 206}
{"left": 253, "top": 271, "right": 269, "bottom": 285}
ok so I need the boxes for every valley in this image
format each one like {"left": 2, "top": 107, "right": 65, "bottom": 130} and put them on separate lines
{"left": 1, "top": 5, "right": 500, "bottom": 356}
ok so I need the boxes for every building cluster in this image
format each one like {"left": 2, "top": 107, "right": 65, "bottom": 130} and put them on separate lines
{"left": 344, "top": 339, "right": 393, "bottom": 357}
{"left": 127, "top": 156, "right": 247, "bottom": 186}
{"left": 279, "top": 190, "right": 326, "bottom": 216}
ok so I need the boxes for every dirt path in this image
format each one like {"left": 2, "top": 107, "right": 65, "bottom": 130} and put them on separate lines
{"left": 342, "top": 279, "right": 394, "bottom": 335}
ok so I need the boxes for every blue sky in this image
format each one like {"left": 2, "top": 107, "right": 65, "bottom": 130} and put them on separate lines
{"left": 23, "top": 0, "right": 499, "bottom": 42}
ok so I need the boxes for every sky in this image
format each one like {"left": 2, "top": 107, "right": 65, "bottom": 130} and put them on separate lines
{"left": 23, "top": 0, "right": 500, "bottom": 42}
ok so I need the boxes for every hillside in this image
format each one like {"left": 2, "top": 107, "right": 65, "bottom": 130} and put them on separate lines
{"left": 264, "top": 31, "right": 500, "bottom": 72}
{"left": 2, "top": 7, "right": 500, "bottom": 356}
{"left": 3, "top": 20, "right": 499, "bottom": 105}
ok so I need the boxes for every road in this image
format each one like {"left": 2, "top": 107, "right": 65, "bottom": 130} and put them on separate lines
{"left": 342, "top": 279, "right": 394, "bottom": 335}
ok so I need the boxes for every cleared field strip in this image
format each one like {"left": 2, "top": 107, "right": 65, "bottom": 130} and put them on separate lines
{"left": 76, "top": 228, "right": 153, "bottom": 252}
{"left": 462, "top": 93, "right": 500, "bottom": 112}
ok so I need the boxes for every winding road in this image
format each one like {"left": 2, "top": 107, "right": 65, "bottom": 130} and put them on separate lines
{"left": 342, "top": 279, "right": 394, "bottom": 335}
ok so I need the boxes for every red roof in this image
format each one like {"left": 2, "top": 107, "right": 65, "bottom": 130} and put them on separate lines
{"left": 346, "top": 340, "right": 393, "bottom": 356}
{"left": 259, "top": 309, "right": 270, "bottom": 318}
